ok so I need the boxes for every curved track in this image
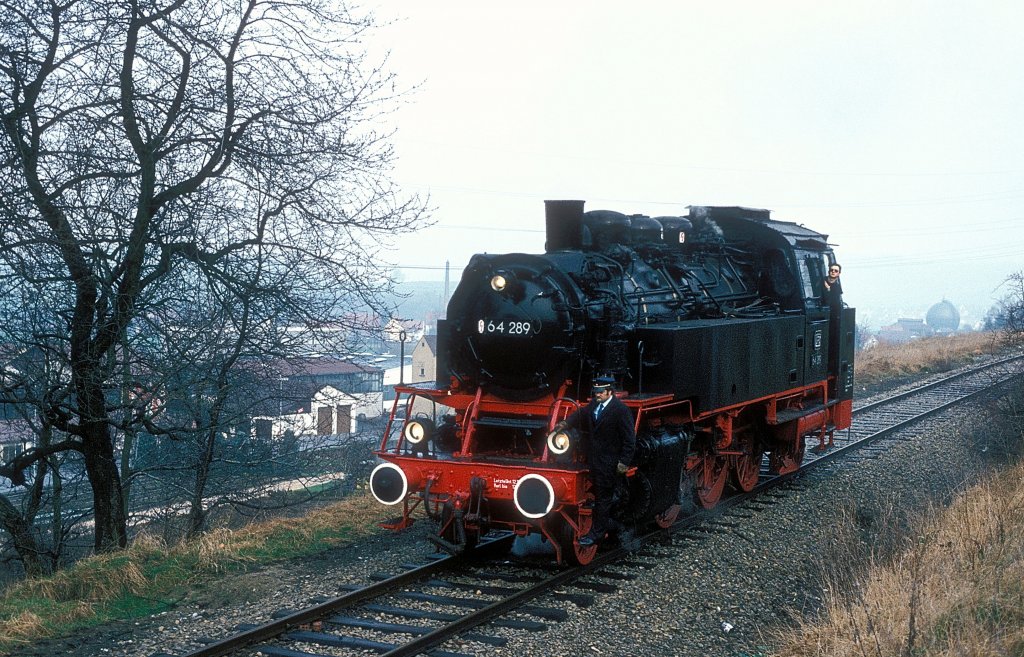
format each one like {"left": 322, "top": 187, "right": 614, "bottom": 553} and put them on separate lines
{"left": 170, "top": 353, "right": 1024, "bottom": 657}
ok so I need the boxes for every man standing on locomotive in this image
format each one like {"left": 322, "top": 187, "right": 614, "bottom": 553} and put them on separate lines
{"left": 552, "top": 376, "right": 636, "bottom": 546}
{"left": 824, "top": 263, "right": 843, "bottom": 309}
{"left": 824, "top": 262, "right": 845, "bottom": 398}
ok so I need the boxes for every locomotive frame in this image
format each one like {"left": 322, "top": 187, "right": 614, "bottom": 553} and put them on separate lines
{"left": 370, "top": 201, "right": 855, "bottom": 565}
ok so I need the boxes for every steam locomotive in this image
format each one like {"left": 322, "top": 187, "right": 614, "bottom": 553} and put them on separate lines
{"left": 370, "top": 201, "right": 855, "bottom": 564}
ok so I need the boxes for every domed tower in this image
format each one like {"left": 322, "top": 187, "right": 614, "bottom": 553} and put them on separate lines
{"left": 926, "top": 299, "right": 960, "bottom": 334}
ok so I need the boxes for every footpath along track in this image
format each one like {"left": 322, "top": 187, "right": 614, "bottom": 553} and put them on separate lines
{"left": 166, "top": 353, "right": 1024, "bottom": 657}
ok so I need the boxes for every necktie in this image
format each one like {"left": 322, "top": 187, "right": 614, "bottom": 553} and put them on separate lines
{"left": 594, "top": 404, "right": 602, "bottom": 420}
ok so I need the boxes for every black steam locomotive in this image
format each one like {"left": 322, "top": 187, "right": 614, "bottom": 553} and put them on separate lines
{"left": 370, "top": 201, "right": 855, "bottom": 564}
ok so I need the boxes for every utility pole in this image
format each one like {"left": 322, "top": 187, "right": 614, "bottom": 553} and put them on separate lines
{"left": 444, "top": 260, "right": 450, "bottom": 319}
{"left": 398, "top": 330, "right": 407, "bottom": 385}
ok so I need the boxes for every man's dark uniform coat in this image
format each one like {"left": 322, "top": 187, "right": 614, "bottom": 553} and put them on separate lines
{"left": 563, "top": 394, "right": 636, "bottom": 539}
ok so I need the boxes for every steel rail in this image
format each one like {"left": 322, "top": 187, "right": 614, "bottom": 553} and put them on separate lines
{"left": 853, "top": 352, "right": 1023, "bottom": 414}
{"left": 177, "top": 536, "right": 513, "bottom": 657}
{"left": 378, "top": 548, "right": 624, "bottom": 657}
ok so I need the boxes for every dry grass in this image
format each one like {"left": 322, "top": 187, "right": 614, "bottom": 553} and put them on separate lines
{"left": 14, "top": 558, "right": 146, "bottom": 603}
{"left": 855, "top": 332, "right": 1004, "bottom": 392}
{"left": 0, "top": 491, "right": 388, "bottom": 649}
{"left": 774, "top": 460, "right": 1024, "bottom": 657}
{"left": 0, "top": 611, "right": 45, "bottom": 646}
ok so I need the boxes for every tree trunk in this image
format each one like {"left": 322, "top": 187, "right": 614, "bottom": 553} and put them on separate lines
{"left": 80, "top": 422, "right": 128, "bottom": 552}
{"left": 0, "top": 495, "right": 51, "bottom": 577}
{"left": 120, "top": 325, "right": 135, "bottom": 519}
{"left": 73, "top": 339, "right": 129, "bottom": 552}
{"left": 49, "top": 456, "right": 64, "bottom": 573}
{"left": 186, "top": 431, "right": 217, "bottom": 538}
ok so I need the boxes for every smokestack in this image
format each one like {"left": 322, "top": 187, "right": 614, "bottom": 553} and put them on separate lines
{"left": 544, "top": 200, "right": 585, "bottom": 252}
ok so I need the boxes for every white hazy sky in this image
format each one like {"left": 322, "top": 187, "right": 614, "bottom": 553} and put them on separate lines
{"left": 368, "top": 1, "right": 1023, "bottom": 328}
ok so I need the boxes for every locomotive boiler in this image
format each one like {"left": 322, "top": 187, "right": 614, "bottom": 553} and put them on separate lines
{"left": 369, "top": 200, "right": 855, "bottom": 564}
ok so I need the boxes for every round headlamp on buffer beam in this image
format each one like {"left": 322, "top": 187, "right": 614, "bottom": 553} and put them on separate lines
{"left": 403, "top": 416, "right": 435, "bottom": 455}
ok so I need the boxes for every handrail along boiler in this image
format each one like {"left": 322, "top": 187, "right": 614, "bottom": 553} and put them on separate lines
{"left": 370, "top": 200, "right": 855, "bottom": 564}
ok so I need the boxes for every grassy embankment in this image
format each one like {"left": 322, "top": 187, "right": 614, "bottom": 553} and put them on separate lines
{"left": 854, "top": 330, "right": 1003, "bottom": 392}
{"left": 773, "top": 332, "right": 1024, "bottom": 657}
{"left": 0, "top": 494, "right": 390, "bottom": 650}
{"left": 0, "top": 331, "right": 1018, "bottom": 651}
{"left": 773, "top": 456, "right": 1024, "bottom": 657}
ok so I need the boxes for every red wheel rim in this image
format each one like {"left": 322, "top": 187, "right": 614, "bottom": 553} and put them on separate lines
{"left": 655, "top": 504, "right": 681, "bottom": 528}
{"left": 556, "top": 512, "right": 597, "bottom": 565}
{"left": 696, "top": 453, "right": 728, "bottom": 509}
{"left": 731, "top": 429, "right": 764, "bottom": 493}
{"left": 731, "top": 450, "right": 762, "bottom": 492}
{"left": 572, "top": 540, "right": 598, "bottom": 564}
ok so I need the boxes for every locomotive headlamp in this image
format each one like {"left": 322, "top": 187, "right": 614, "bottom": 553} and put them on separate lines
{"left": 403, "top": 417, "right": 435, "bottom": 445}
{"left": 490, "top": 273, "right": 508, "bottom": 292}
{"left": 546, "top": 428, "right": 572, "bottom": 455}
{"left": 404, "top": 421, "right": 426, "bottom": 443}
{"left": 489, "top": 270, "right": 525, "bottom": 301}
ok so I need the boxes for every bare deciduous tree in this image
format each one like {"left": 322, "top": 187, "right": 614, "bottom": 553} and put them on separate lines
{"left": 0, "top": 0, "right": 423, "bottom": 557}
{"left": 984, "top": 272, "right": 1024, "bottom": 339}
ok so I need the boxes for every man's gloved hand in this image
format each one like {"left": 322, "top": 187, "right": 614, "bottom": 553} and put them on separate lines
{"left": 616, "top": 462, "right": 628, "bottom": 475}
{"left": 552, "top": 421, "right": 567, "bottom": 433}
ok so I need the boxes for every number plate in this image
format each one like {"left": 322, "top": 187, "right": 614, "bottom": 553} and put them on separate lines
{"left": 477, "top": 319, "right": 534, "bottom": 336}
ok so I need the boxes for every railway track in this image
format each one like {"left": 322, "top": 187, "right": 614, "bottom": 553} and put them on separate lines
{"left": 166, "top": 535, "right": 640, "bottom": 657}
{"left": 167, "top": 353, "right": 1024, "bottom": 657}
{"left": 808, "top": 352, "right": 1024, "bottom": 466}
